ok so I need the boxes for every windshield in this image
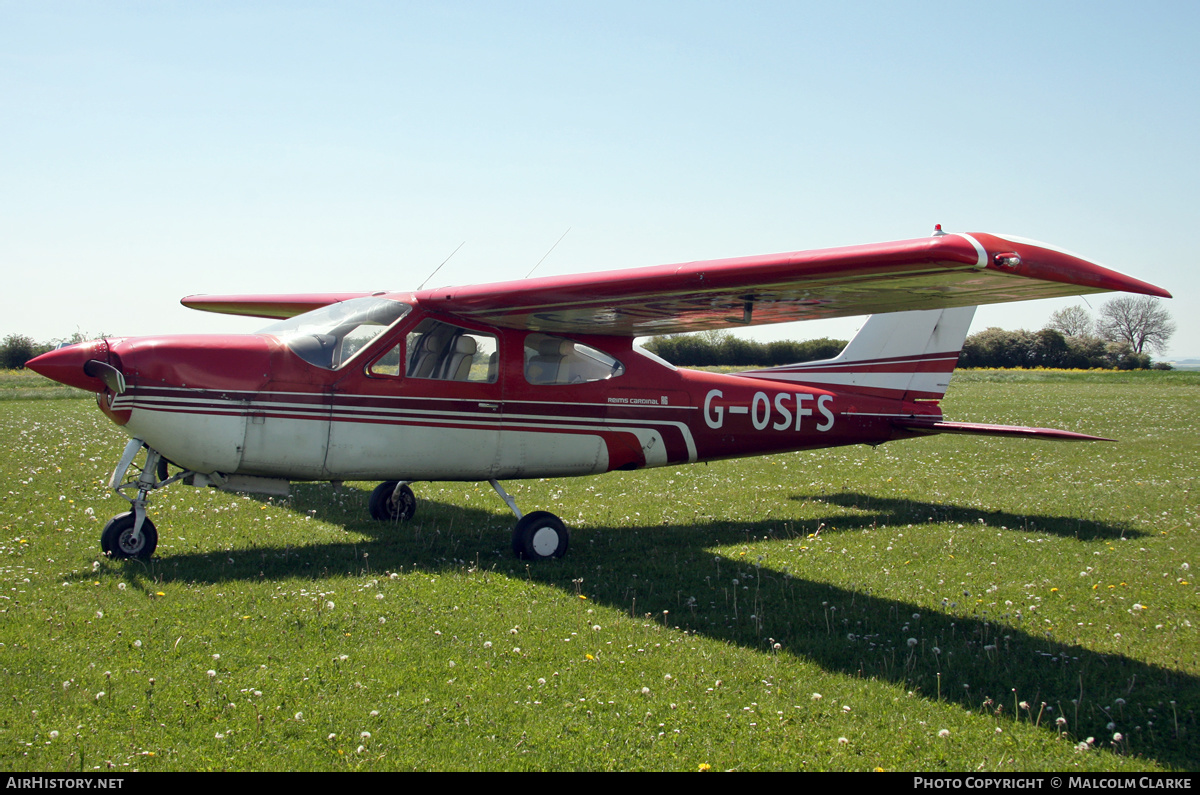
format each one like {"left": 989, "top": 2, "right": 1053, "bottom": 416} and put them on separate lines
{"left": 258, "top": 297, "right": 412, "bottom": 369}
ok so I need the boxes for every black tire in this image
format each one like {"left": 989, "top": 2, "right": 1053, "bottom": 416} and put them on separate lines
{"left": 369, "top": 481, "right": 416, "bottom": 522}
{"left": 100, "top": 512, "right": 158, "bottom": 560}
{"left": 512, "top": 511, "right": 569, "bottom": 561}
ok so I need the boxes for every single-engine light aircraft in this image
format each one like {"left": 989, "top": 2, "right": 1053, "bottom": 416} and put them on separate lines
{"left": 28, "top": 228, "right": 1170, "bottom": 562}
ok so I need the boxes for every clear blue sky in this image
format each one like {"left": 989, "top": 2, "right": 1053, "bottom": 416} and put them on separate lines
{"left": 3, "top": 1, "right": 1196, "bottom": 357}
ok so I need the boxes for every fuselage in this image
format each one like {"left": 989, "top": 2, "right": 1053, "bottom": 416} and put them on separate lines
{"left": 29, "top": 296, "right": 939, "bottom": 485}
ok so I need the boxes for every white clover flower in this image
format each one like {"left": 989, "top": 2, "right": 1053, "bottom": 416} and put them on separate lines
{"left": 938, "top": 729, "right": 950, "bottom": 738}
{"left": 295, "top": 712, "right": 303, "bottom": 720}
{"left": 360, "top": 731, "right": 371, "bottom": 739}
{"left": 811, "top": 693, "right": 822, "bottom": 701}
{"left": 207, "top": 670, "right": 216, "bottom": 678}
{"left": 837, "top": 737, "right": 848, "bottom": 745}
{"left": 49, "top": 731, "right": 59, "bottom": 740}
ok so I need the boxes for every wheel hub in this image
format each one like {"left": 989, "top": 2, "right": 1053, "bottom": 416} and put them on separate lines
{"left": 530, "top": 526, "right": 560, "bottom": 557}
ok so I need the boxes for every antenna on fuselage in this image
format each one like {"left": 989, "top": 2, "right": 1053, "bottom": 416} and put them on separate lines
{"left": 525, "top": 227, "right": 571, "bottom": 279}
{"left": 417, "top": 241, "right": 466, "bottom": 291}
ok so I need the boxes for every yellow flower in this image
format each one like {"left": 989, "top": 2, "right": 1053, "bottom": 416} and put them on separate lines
{"left": 578, "top": 595, "right": 587, "bottom": 600}
{"left": 698, "top": 763, "right": 711, "bottom": 772}
{"left": 585, "top": 654, "right": 594, "bottom": 660}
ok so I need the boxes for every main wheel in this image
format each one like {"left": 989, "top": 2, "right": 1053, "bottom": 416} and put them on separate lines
{"left": 512, "top": 511, "right": 569, "bottom": 561}
{"left": 100, "top": 512, "right": 158, "bottom": 560}
{"left": 369, "top": 481, "right": 416, "bottom": 522}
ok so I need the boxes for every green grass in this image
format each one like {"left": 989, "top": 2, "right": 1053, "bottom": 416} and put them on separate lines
{"left": 0, "top": 369, "right": 88, "bottom": 401}
{"left": 0, "top": 372, "right": 1195, "bottom": 771}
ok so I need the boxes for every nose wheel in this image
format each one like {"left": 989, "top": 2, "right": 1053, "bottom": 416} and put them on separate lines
{"left": 100, "top": 512, "right": 158, "bottom": 560}
{"left": 101, "top": 438, "right": 191, "bottom": 562}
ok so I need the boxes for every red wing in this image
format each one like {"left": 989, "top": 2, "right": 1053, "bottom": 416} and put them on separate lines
{"left": 415, "top": 233, "right": 1169, "bottom": 336}
{"left": 180, "top": 292, "right": 384, "bottom": 320}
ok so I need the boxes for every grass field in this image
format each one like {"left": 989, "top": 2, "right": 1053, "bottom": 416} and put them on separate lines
{"left": 1, "top": 369, "right": 1196, "bottom": 771}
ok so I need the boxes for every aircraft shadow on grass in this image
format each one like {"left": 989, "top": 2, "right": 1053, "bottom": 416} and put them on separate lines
{"left": 112, "top": 488, "right": 1193, "bottom": 769}
{"left": 788, "top": 491, "right": 1147, "bottom": 541}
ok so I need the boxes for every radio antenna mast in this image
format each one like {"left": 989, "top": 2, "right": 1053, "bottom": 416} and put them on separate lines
{"left": 417, "top": 241, "right": 466, "bottom": 291}
{"left": 525, "top": 228, "right": 571, "bottom": 279}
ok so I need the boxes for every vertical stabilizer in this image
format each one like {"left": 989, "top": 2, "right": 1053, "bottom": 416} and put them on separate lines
{"left": 738, "top": 306, "right": 977, "bottom": 401}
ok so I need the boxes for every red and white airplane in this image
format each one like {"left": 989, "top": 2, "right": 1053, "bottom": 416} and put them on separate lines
{"left": 28, "top": 228, "right": 1169, "bottom": 562}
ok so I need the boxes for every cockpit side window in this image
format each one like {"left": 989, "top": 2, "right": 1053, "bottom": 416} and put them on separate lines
{"left": 368, "top": 318, "right": 497, "bottom": 383}
{"left": 524, "top": 333, "right": 625, "bottom": 385}
{"left": 259, "top": 297, "right": 411, "bottom": 370}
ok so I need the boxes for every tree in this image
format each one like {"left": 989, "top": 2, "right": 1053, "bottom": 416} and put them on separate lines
{"left": 1, "top": 334, "right": 38, "bottom": 370}
{"left": 1046, "top": 305, "right": 1092, "bottom": 337}
{"left": 1096, "top": 296, "right": 1175, "bottom": 354}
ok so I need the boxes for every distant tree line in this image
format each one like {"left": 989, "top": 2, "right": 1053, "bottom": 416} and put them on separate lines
{"left": 644, "top": 296, "right": 1175, "bottom": 371}
{"left": 642, "top": 330, "right": 846, "bottom": 367}
{"left": 961, "top": 296, "right": 1174, "bottom": 370}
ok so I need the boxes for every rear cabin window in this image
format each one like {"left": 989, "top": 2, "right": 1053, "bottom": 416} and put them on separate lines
{"left": 524, "top": 334, "right": 625, "bottom": 385}
{"left": 369, "top": 319, "right": 497, "bottom": 383}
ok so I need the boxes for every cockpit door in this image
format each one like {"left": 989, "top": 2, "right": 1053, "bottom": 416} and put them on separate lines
{"left": 325, "top": 316, "right": 504, "bottom": 481}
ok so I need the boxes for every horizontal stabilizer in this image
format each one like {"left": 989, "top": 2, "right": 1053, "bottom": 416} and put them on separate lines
{"left": 896, "top": 420, "right": 1113, "bottom": 442}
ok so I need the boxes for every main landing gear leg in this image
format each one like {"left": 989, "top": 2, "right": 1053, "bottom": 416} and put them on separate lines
{"left": 102, "top": 438, "right": 191, "bottom": 560}
{"left": 488, "top": 479, "right": 569, "bottom": 561}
